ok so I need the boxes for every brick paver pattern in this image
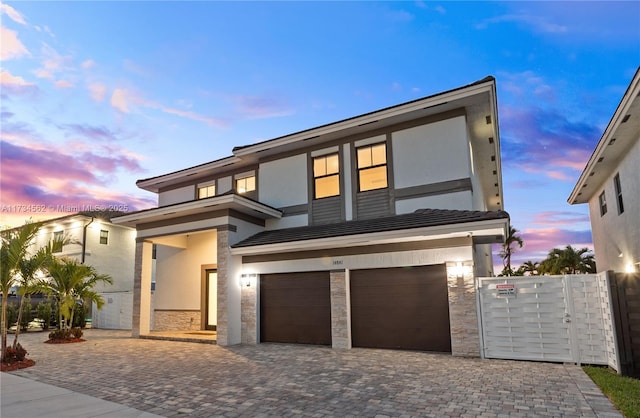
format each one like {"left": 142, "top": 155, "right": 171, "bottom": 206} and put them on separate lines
{"left": 7, "top": 330, "right": 621, "bottom": 417}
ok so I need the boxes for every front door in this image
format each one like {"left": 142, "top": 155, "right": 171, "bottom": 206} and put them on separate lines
{"left": 205, "top": 269, "right": 217, "bottom": 330}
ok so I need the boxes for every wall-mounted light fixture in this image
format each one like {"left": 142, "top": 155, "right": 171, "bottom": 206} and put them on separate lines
{"left": 240, "top": 273, "right": 257, "bottom": 287}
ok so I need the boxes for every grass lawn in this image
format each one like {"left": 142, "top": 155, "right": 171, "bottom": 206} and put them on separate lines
{"left": 583, "top": 365, "right": 640, "bottom": 417}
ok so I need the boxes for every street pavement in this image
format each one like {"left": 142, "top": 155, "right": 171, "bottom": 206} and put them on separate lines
{"left": 1, "top": 329, "right": 622, "bottom": 417}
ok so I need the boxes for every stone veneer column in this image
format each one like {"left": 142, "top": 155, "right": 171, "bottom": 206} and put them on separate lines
{"left": 216, "top": 229, "right": 230, "bottom": 346}
{"left": 446, "top": 262, "right": 480, "bottom": 357}
{"left": 330, "top": 270, "right": 351, "bottom": 349}
{"left": 241, "top": 275, "right": 258, "bottom": 344}
{"left": 132, "top": 240, "right": 153, "bottom": 337}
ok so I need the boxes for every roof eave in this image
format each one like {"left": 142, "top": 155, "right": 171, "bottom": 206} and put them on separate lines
{"left": 230, "top": 217, "right": 508, "bottom": 256}
{"left": 568, "top": 67, "right": 640, "bottom": 205}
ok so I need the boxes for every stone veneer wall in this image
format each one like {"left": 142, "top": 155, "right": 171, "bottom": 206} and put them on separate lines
{"left": 330, "top": 270, "right": 351, "bottom": 349}
{"left": 216, "top": 230, "right": 230, "bottom": 346}
{"left": 241, "top": 276, "right": 258, "bottom": 344}
{"left": 154, "top": 310, "right": 201, "bottom": 331}
{"left": 446, "top": 262, "right": 480, "bottom": 357}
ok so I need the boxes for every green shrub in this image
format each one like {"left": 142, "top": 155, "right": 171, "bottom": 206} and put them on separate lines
{"left": 19, "top": 298, "right": 32, "bottom": 331}
{"left": 36, "top": 301, "right": 53, "bottom": 330}
{"left": 2, "top": 343, "right": 27, "bottom": 363}
{"left": 70, "top": 327, "right": 83, "bottom": 339}
{"left": 72, "top": 302, "right": 87, "bottom": 328}
{"left": 5, "top": 302, "right": 18, "bottom": 329}
{"left": 48, "top": 328, "right": 71, "bottom": 340}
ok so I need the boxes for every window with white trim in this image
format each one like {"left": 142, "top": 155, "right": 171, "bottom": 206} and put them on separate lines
{"left": 357, "top": 142, "right": 388, "bottom": 192}
{"left": 313, "top": 153, "right": 340, "bottom": 199}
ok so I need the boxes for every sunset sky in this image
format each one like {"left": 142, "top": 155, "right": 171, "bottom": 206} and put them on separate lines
{"left": 1, "top": 1, "right": 638, "bottom": 268}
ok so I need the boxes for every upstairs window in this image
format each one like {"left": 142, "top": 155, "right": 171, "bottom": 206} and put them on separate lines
{"left": 614, "top": 173, "right": 624, "bottom": 214}
{"left": 198, "top": 184, "right": 215, "bottom": 199}
{"left": 313, "top": 153, "right": 340, "bottom": 199}
{"left": 599, "top": 191, "right": 607, "bottom": 216}
{"left": 52, "top": 231, "right": 63, "bottom": 253}
{"left": 357, "top": 143, "right": 388, "bottom": 192}
{"left": 100, "top": 230, "right": 109, "bottom": 245}
{"left": 236, "top": 175, "right": 256, "bottom": 194}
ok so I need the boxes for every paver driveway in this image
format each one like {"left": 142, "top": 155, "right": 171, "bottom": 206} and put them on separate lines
{"left": 5, "top": 330, "right": 621, "bottom": 417}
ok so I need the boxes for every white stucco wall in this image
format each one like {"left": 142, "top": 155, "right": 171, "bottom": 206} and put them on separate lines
{"left": 29, "top": 220, "right": 135, "bottom": 294}
{"left": 241, "top": 245, "right": 473, "bottom": 274}
{"left": 392, "top": 116, "right": 471, "bottom": 189}
{"left": 154, "top": 231, "right": 217, "bottom": 310}
{"left": 259, "top": 154, "right": 308, "bottom": 208}
{"left": 158, "top": 185, "right": 195, "bottom": 206}
{"left": 395, "top": 191, "right": 474, "bottom": 214}
{"left": 588, "top": 136, "right": 640, "bottom": 272}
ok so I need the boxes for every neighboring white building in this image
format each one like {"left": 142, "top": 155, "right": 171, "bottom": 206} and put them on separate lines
{"left": 28, "top": 211, "right": 137, "bottom": 329}
{"left": 569, "top": 68, "right": 640, "bottom": 274}
{"left": 114, "top": 76, "right": 509, "bottom": 356}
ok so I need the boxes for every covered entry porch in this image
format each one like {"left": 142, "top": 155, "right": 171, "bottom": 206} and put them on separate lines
{"left": 112, "top": 194, "right": 281, "bottom": 346}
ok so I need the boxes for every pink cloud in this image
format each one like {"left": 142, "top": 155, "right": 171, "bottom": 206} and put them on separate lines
{"left": 530, "top": 211, "right": 590, "bottom": 227}
{"left": 0, "top": 26, "right": 29, "bottom": 60}
{"left": 81, "top": 59, "right": 96, "bottom": 69}
{"left": 1, "top": 4, "right": 27, "bottom": 25}
{"left": 111, "top": 88, "right": 131, "bottom": 113}
{"left": 0, "top": 70, "right": 38, "bottom": 96}
{"left": 1, "top": 139, "right": 153, "bottom": 227}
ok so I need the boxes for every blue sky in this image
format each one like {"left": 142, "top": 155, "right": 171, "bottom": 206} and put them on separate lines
{"left": 1, "top": 1, "right": 638, "bottom": 267}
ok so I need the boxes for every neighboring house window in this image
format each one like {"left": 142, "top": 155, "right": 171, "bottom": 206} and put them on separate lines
{"left": 357, "top": 143, "right": 388, "bottom": 192}
{"left": 198, "top": 184, "right": 215, "bottom": 199}
{"left": 313, "top": 153, "right": 340, "bottom": 199}
{"left": 52, "top": 231, "right": 63, "bottom": 253}
{"left": 236, "top": 175, "right": 256, "bottom": 194}
{"left": 100, "top": 230, "right": 108, "bottom": 245}
{"left": 599, "top": 191, "right": 607, "bottom": 216}
{"left": 614, "top": 173, "right": 624, "bottom": 214}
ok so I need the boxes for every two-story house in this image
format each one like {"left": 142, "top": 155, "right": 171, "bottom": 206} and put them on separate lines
{"left": 568, "top": 67, "right": 639, "bottom": 274}
{"left": 113, "top": 76, "right": 509, "bottom": 356}
{"left": 27, "top": 210, "right": 137, "bottom": 329}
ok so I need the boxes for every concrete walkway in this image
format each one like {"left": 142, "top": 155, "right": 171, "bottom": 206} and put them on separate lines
{"left": 1, "top": 373, "right": 162, "bottom": 418}
{"left": 1, "top": 329, "right": 623, "bottom": 417}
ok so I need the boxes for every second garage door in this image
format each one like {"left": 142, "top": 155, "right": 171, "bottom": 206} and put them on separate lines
{"left": 350, "top": 264, "right": 451, "bottom": 352}
{"left": 260, "top": 271, "right": 331, "bottom": 345}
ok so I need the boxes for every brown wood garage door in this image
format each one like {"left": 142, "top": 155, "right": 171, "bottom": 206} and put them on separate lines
{"left": 350, "top": 264, "right": 451, "bottom": 352}
{"left": 260, "top": 271, "right": 331, "bottom": 345}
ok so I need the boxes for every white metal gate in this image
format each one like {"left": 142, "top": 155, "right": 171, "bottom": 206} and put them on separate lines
{"left": 478, "top": 273, "right": 618, "bottom": 370}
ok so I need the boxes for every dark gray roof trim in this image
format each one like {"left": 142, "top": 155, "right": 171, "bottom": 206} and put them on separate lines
{"left": 232, "top": 208, "right": 509, "bottom": 248}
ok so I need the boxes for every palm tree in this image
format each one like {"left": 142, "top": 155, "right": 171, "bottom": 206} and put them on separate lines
{"left": 499, "top": 226, "right": 523, "bottom": 276}
{"left": 0, "top": 222, "right": 42, "bottom": 361}
{"left": 520, "top": 261, "right": 540, "bottom": 276}
{"left": 12, "top": 245, "right": 53, "bottom": 349}
{"left": 541, "top": 245, "right": 596, "bottom": 275}
{"left": 39, "top": 258, "right": 113, "bottom": 330}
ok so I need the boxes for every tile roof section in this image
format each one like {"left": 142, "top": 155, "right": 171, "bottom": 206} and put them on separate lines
{"left": 232, "top": 208, "right": 509, "bottom": 248}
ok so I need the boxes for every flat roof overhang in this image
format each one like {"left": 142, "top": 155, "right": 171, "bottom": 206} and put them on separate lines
{"left": 230, "top": 218, "right": 508, "bottom": 256}
{"left": 568, "top": 67, "right": 640, "bottom": 205}
{"left": 111, "top": 194, "right": 282, "bottom": 229}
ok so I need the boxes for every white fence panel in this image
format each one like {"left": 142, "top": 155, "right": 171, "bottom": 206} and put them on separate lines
{"left": 92, "top": 291, "right": 133, "bottom": 330}
{"left": 478, "top": 274, "right": 618, "bottom": 369}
